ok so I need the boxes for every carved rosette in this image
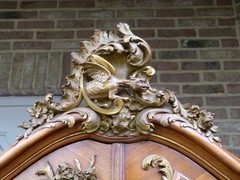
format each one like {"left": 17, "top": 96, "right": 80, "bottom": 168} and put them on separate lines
{"left": 142, "top": 154, "right": 173, "bottom": 180}
{"left": 15, "top": 23, "right": 221, "bottom": 145}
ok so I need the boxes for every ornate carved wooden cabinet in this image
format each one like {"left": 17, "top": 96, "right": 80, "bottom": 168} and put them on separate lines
{"left": 0, "top": 23, "right": 240, "bottom": 180}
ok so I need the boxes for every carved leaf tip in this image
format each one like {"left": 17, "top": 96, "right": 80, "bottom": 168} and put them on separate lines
{"left": 142, "top": 155, "right": 173, "bottom": 180}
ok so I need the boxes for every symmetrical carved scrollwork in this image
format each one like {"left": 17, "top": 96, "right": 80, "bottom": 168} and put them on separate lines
{"left": 142, "top": 154, "right": 173, "bottom": 180}
{"left": 15, "top": 23, "right": 221, "bottom": 145}
{"left": 35, "top": 155, "right": 97, "bottom": 180}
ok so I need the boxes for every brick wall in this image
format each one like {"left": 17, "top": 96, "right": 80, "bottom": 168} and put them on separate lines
{"left": 0, "top": 0, "right": 240, "bottom": 157}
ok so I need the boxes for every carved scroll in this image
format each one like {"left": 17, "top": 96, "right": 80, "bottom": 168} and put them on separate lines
{"left": 15, "top": 23, "right": 220, "bottom": 145}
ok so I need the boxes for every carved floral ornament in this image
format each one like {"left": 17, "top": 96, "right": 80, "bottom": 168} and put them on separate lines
{"left": 15, "top": 23, "right": 220, "bottom": 145}
{"left": 35, "top": 155, "right": 97, "bottom": 180}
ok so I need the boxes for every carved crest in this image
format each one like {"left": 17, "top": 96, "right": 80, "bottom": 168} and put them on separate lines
{"left": 16, "top": 23, "right": 220, "bottom": 145}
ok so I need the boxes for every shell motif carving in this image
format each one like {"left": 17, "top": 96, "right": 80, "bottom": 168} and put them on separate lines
{"left": 15, "top": 23, "right": 221, "bottom": 145}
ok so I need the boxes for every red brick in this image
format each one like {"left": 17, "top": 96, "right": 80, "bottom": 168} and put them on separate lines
{"left": 217, "top": 121, "right": 240, "bottom": 133}
{"left": 224, "top": 61, "right": 240, "bottom": 70}
{"left": 197, "top": 8, "right": 234, "bottom": 16}
{"left": 206, "top": 96, "right": 240, "bottom": 106}
{"left": 217, "top": 0, "right": 232, "bottom": 5}
{"left": 132, "top": 29, "right": 155, "bottom": 38}
{"left": 17, "top": 21, "right": 55, "bottom": 29}
{"left": 13, "top": 41, "right": 51, "bottom": 50}
{"left": 156, "top": 9, "right": 194, "bottom": 17}
{"left": 0, "top": 21, "right": 14, "bottom": 29}
{"left": 181, "top": 39, "right": 219, "bottom": 48}
{"left": 158, "top": 50, "right": 197, "bottom": 59}
{"left": 0, "top": 11, "right": 37, "bottom": 19}
{"left": 150, "top": 61, "right": 178, "bottom": 71}
{"left": 160, "top": 73, "right": 200, "bottom": 82}
{"left": 59, "top": 0, "right": 95, "bottom": 8}
{"left": 158, "top": 29, "right": 196, "bottom": 37}
{"left": 178, "top": 18, "right": 216, "bottom": 27}
{"left": 53, "top": 41, "right": 79, "bottom": 50}
{"left": 153, "top": 84, "right": 180, "bottom": 94}
{"left": 0, "top": 1, "right": 17, "bottom": 9}
{"left": 204, "top": 72, "right": 240, "bottom": 82}
{"left": 227, "top": 84, "right": 240, "bottom": 93}
{"left": 200, "top": 49, "right": 240, "bottom": 59}
{"left": 117, "top": 9, "right": 154, "bottom": 18}
{"left": 20, "top": 1, "right": 57, "bottom": 8}
{"left": 218, "top": 18, "right": 236, "bottom": 26}
{"left": 230, "top": 109, "right": 240, "bottom": 119}
{"left": 77, "top": 30, "right": 95, "bottom": 39}
{"left": 96, "top": 0, "right": 134, "bottom": 8}
{"left": 0, "top": 42, "right": 11, "bottom": 50}
{"left": 57, "top": 20, "right": 94, "bottom": 28}
{"left": 175, "top": 0, "right": 214, "bottom": 6}
{"left": 78, "top": 10, "right": 114, "bottom": 18}
{"left": 183, "top": 85, "right": 224, "bottom": 94}
{"left": 221, "top": 39, "right": 239, "bottom": 47}
{"left": 148, "top": 39, "right": 178, "bottom": 49}
{"left": 182, "top": 62, "right": 220, "bottom": 70}
{"left": 37, "top": 31, "right": 74, "bottom": 39}
{"left": 40, "top": 11, "right": 76, "bottom": 19}
{"left": 199, "top": 28, "right": 236, "bottom": 37}
{"left": 136, "top": 0, "right": 173, "bottom": 7}
{"left": 0, "top": 31, "right": 33, "bottom": 39}
{"left": 137, "top": 19, "right": 175, "bottom": 28}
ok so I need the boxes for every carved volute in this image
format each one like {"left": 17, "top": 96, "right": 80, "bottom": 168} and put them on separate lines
{"left": 0, "top": 23, "right": 240, "bottom": 180}
{"left": 13, "top": 23, "right": 220, "bottom": 143}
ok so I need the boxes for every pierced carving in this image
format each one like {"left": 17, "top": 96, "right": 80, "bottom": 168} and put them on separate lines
{"left": 136, "top": 90, "right": 220, "bottom": 143}
{"left": 15, "top": 23, "right": 220, "bottom": 145}
{"left": 35, "top": 155, "right": 97, "bottom": 180}
{"left": 142, "top": 154, "right": 173, "bottom": 180}
{"left": 15, "top": 107, "right": 100, "bottom": 144}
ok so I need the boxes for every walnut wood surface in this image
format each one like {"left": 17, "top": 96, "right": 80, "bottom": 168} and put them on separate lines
{"left": 0, "top": 112, "right": 240, "bottom": 179}
{"left": 15, "top": 140, "right": 215, "bottom": 180}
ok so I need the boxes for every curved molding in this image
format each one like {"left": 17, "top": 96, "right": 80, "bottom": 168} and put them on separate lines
{"left": 0, "top": 111, "right": 240, "bottom": 179}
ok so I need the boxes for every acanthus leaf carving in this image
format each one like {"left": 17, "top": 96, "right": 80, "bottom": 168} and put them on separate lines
{"left": 35, "top": 155, "right": 97, "bottom": 180}
{"left": 15, "top": 23, "right": 221, "bottom": 145}
{"left": 142, "top": 154, "right": 173, "bottom": 180}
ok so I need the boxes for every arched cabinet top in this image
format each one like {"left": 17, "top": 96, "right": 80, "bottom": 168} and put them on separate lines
{"left": 0, "top": 23, "right": 239, "bottom": 180}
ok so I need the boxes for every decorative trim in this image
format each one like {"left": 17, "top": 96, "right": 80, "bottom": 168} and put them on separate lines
{"left": 15, "top": 23, "right": 220, "bottom": 145}
{"left": 149, "top": 134, "right": 228, "bottom": 179}
{"left": 35, "top": 155, "right": 97, "bottom": 180}
{"left": 142, "top": 154, "right": 173, "bottom": 180}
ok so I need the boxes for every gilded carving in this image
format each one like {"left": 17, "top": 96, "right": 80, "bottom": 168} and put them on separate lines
{"left": 35, "top": 155, "right": 97, "bottom": 180}
{"left": 15, "top": 23, "right": 220, "bottom": 145}
{"left": 142, "top": 154, "right": 173, "bottom": 180}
